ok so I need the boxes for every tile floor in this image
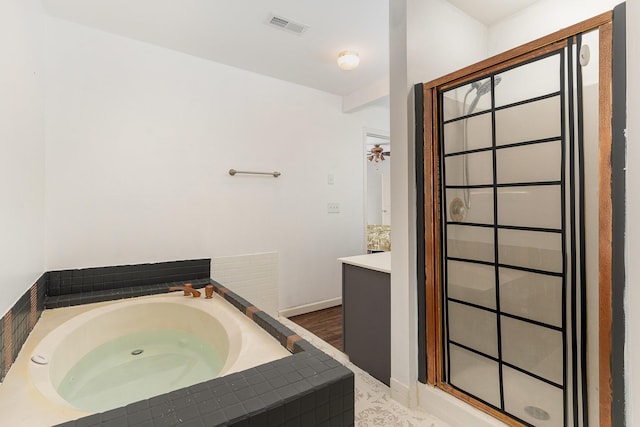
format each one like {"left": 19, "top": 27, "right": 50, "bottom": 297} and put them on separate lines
{"left": 278, "top": 316, "right": 453, "bottom": 427}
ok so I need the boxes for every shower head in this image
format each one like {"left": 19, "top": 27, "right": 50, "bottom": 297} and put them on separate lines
{"left": 472, "top": 76, "right": 501, "bottom": 96}
{"left": 467, "top": 76, "right": 502, "bottom": 114}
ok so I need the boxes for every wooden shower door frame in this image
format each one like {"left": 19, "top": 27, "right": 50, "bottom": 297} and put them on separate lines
{"left": 421, "top": 11, "right": 615, "bottom": 427}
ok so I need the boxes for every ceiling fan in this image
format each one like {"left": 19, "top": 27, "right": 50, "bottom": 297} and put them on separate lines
{"left": 367, "top": 144, "right": 391, "bottom": 162}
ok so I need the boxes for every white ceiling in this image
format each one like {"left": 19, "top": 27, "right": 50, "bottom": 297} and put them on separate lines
{"left": 42, "top": 0, "right": 389, "bottom": 96}
{"left": 41, "top": 0, "right": 539, "bottom": 97}
{"left": 447, "top": 0, "right": 540, "bottom": 26}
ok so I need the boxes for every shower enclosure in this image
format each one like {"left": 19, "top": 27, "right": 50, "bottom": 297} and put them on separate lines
{"left": 419, "top": 11, "right": 619, "bottom": 427}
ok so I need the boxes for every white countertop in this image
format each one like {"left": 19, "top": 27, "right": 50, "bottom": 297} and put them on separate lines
{"left": 338, "top": 251, "right": 391, "bottom": 273}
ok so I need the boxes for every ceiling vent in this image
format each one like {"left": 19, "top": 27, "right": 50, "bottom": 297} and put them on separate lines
{"left": 266, "top": 14, "right": 309, "bottom": 35}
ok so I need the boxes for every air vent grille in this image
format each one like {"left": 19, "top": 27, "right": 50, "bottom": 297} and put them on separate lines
{"left": 266, "top": 14, "right": 309, "bottom": 35}
{"left": 270, "top": 16, "right": 288, "bottom": 28}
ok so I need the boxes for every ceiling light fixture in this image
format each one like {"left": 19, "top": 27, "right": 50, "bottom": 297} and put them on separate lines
{"left": 337, "top": 50, "right": 360, "bottom": 70}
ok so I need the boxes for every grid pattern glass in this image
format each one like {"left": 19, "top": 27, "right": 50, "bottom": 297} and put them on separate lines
{"left": 439, "top": 49, "right": 570, "bottom": 426}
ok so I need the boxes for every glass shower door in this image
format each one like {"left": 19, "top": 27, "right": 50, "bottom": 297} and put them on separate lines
{"left": 438, "top": 38, "right": 590, "bottom": 427}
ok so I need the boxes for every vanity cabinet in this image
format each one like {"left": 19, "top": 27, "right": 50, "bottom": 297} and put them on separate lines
{"left": 339, "top": 252, "right": 390, "bottom": 386}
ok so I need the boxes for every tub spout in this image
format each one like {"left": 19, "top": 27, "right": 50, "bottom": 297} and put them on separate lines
{"left": 168, "top": 283, "right": 201, "bottom": 298}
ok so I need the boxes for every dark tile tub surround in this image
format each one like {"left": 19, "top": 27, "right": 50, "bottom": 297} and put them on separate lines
{"left": 54, "top": 279, "right": 355, "bottom": 427}
{"left": 45, "top": 259, "right": 211, "bottom": 309}
{"left": 0, "top": 259, "right": 355, "bottom": 426}
{"left": 57, "top": 349, "right": 353, "bottom": 427}
{"left": 0, "top": 273, "right": 47, "bottom": 381}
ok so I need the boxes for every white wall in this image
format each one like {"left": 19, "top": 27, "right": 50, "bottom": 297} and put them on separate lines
{"left": 488, "top": 0, "right": 621, "bottom": 56}
{"left": 0, "top": 0, "right": 46, "bottom": 316}
{"left": 389, "top": 0, "right": 489, "bottom": 405}
{"left": 43, "top": 17, "right": 389, "bottom": 311}
{"left": 407, "top": 0, "right": 488, "bottom": 85}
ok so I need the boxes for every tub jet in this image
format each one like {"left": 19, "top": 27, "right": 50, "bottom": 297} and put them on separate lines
{"left": 131, "top": 349, "right": 144, "bottom": 356}
{"left": 31, "top": 355, "right": 49, "bottom": 365}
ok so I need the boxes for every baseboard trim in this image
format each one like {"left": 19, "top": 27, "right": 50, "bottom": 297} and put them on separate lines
{"left": 278, "top": 297, "right": 342, "bottom": 318}
{"left": 417, "top": 383, "right": 507, "bottom": 427}
{"left": 390, "top": 378, "right": 418, "bottom": 408}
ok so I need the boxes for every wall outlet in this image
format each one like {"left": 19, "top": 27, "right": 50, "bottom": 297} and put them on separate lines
{"left": 327, "top": 202, "right": 340, "bottom": 213}
{"left": 328, "top": 174, "right": 335, "bottom": 185}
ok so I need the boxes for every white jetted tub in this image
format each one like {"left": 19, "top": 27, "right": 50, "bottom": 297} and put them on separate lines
{"left": 0, "top": 292, "right": 290, "bottom": 426}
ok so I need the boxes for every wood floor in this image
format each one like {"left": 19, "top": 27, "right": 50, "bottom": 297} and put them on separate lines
{"left": 288, "top": 305, "right": 343, "bottom": 351}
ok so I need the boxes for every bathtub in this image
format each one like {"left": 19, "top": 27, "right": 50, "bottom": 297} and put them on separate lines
{"left": 0, "top": 292, "right": 290, "bottom": 426}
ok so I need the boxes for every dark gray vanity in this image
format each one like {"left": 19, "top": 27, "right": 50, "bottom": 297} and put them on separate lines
{"left": 339, "top": 252, "right": 391, "bottom": 385}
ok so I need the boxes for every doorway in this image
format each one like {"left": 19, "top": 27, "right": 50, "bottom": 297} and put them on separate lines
{"left": 364, "top": 130, "right": 391, "bottom": 253}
